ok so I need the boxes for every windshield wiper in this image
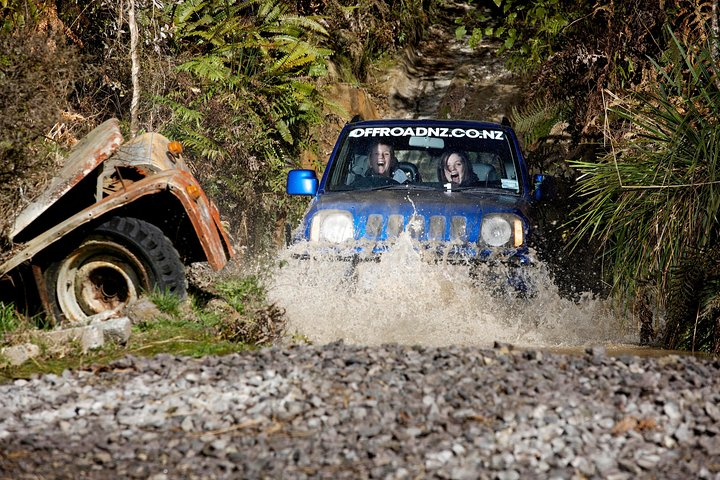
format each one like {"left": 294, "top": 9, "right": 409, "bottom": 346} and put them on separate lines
{"left": 444, "top": 183, "right": 504, "bottom": 192}
{"left": 367, "top": 183, "right": 450, "bottom": 191}
{"left": 403, "top": 184, "right": 441, "bottom": 190}
{"left": 446, "top": 186, "right": 487, "bottom": 192}
{"left": 364, "top": 184, "right": 409, "bottom": 191}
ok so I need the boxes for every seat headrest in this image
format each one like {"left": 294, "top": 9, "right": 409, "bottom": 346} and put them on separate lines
{"left": 473, "top": 162, "right": 497, "bottom": 181}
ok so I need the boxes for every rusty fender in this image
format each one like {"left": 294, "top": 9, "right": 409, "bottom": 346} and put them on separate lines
{"left": 0, "top": 169, "right": 234, "bottom": 276}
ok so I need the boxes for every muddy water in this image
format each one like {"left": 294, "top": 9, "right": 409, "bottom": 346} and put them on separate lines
{"left": 268, "top": 234, "right": 638, "bottom": 349}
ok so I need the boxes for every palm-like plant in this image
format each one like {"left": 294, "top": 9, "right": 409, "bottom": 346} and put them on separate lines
{"left": 569, "top": 29, "right": 720, "bottom": 352}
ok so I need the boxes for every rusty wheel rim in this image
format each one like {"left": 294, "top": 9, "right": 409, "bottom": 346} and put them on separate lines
{"left": 55, "top": 239, "right": 151, "bottom": 323}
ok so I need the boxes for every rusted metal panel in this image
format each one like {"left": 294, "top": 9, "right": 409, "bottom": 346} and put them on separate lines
{"left": 165, "top": 171, "right": 235, "bottom": 269}
{"left": 104, "top": 131, "right": 189, "bottom": 174}
{"left": 0, "top": 170, "right": 233, "bottom": 276}
{"left": 11, "top": 119, "right": 124, "bottom": 240}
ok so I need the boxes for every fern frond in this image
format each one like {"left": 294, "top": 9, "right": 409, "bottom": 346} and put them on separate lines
{"left": 510, "top": 98, "right": 567, "bottom": 146}
{"left": 177, "top": 126, "right": 223, "bottom": 161}
{"left": 258, "top": 0, "right": 283, "bottom": 24}
{"left": 261, "top": 14, "right": 329, "bottom": 37}
{"left": 153, "top": 95, "right": 203, "bottom": 124}
{"left": 270, "top": 48, "right": 316, "bottom": 73}
{"left": 173, "top": 0, "right": 208, "bottom": 24}
{"left": 274, "top": 119, "right": 292, "bottom": 145}
{"left": 177, "top": 55, "right": 231, "bottom": 82}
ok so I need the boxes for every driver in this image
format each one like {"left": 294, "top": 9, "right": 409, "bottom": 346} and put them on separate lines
{"left": 368, "top": 142, "right": 397, "bottom": 177}
{"left": 367, "top": 142, "right": 408, "bottom": 183}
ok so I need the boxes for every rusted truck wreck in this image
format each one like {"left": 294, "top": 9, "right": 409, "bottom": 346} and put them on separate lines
{"left": 0, "top": 118, "right": 233, "bottom": 325}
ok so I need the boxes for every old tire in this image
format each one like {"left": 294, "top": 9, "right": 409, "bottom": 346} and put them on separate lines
{"left": 46, "top": 217, "right": 187, "bottom": 324}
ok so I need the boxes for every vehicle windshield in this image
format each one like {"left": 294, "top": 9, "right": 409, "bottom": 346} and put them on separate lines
{"left": 325, "top": 124, "right": 521, "bottom": 193}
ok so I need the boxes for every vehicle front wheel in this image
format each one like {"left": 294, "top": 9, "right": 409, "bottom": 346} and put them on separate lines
{"left": 45, "top": 217, "right": 187, "bottom": 324}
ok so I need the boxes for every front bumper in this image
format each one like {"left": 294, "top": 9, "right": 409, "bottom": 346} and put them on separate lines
{"left": 288, "top": 240, "right": 537, "bottom": 296}
{"left": 288, "top": 239, "right": 533, "bottom": 266}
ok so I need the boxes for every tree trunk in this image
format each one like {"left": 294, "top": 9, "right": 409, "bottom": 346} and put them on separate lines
{"left": 129, "top": 0, "right": 140, "bottom": 137}
{"left": 714, "top": 311, "right": 720, "bottom": 355}
{"left": 713, "top": 0, "right": 720, "bottom": 92}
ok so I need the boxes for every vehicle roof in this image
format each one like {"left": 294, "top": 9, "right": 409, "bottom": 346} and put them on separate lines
{"left": 344, "top": 118, "right": 508, "bottom": 129}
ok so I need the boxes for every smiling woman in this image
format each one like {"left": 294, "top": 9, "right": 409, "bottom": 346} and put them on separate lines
{"left": 439, "top": 150, "right": 477, "bottom": 186}
{"left": 367, "top": 142, "right": 397, "bottom": 177}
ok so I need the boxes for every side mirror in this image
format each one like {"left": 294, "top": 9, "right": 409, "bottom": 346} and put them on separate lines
{"left": 287, "top": 169, "right": 319, "bottom": 196}
{"left": 533, "top": 174, "right": 555, "bottom": 201}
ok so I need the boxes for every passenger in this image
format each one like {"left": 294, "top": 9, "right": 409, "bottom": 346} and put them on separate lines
{"left": 438, "top": 150, "right": 479, "bottom": 186}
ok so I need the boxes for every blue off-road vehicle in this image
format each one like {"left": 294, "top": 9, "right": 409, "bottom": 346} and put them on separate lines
{"left": 286, "top": 118, "right": 552, "bottom": 292}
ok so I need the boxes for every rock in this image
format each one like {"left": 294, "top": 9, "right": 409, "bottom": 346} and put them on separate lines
{"left": 124, "top": 297, "right": 163, "bottom": 325}
{"left": 0, "top": 344, "right": 718, "bottom": 479}
{"left": 42, "top": 324, "right": 104, "bottom": 352}
{"left": 81, "top": 325, "right": 105, "bottom": 351}
{"left": 99, "top": 317, "right": 132, "bottom": 345}
{"left": 0, "top": 343, "right": 40, "bottom": 366}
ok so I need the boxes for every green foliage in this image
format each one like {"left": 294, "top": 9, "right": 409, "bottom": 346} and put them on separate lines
{"left": 295, "top": 0, "right": 436, "bottom": 81}
{"left": 147, "top": 288, "right": 183, "bottom": 318}
{"left": 460, "top": 0, "right": 667, "bottom": 138}
{"left": 663, "top": 246, "right": 720, "bottom": 352}
{"left": 1, "top": 272, "right": 291, "bottom": 379}
{"left": 214, "top": 302, "right": 286, "bottom": 346}
{"left": 193, "top": 275, "right": 287, "bottom": 346}
{"left": 2, "top": 0, "right": 438, "bottom": 258}
{"left": 394, "top": 0, "right": 434, "bottom": 46}
{"left": 1, "top": 0, "right": 42, "bottom": 31}
{"left": 166, "top": 0, "right": 331, "bottom": 147}
{"left": 214, "top": 277, "right": 267, "bottom": 315}
{"left": 510, "top": 98, "right": 568, "bottom": 147}
{"left": 0, "top": 302, "right": 20, "bottom": 335}
{"left": 568, "top": 27, "right": 720, "bottom": 352}
{"left": 156, "top": 0, "right": 332, "bottom": 255}
{"left": 463, "top": 0, "right": 585, "bottom": 71}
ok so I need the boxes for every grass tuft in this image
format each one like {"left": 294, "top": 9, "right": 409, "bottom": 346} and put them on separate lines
{"left": 147, "top": 287, "right": 183, "bottom": 317}
{"left": 0, "top": 302, "right": 20, "bottom": 336}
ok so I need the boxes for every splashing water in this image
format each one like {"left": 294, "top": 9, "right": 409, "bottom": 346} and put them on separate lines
{"left": 267, "top": 233, "right": 638, "bottom": 348}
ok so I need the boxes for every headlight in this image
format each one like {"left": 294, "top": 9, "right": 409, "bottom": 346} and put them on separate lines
{"left": 480, "top": 214, "right": 524, "bottom": 247}
{"left": 310, "top": 210, "right": 354, "bottom": 243}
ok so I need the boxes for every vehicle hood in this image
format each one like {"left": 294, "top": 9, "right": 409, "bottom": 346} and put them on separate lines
{"left": 10, "top": 119, "right": 123, "bottom": 240}
{"left": 302, "top": 188, "right": 531, "bottom": 243}
{"left": 315, "top": 188, "right": 528, "bottom": 214}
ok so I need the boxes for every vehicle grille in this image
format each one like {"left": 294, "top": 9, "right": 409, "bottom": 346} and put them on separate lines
{"left": 362, "top": 214, "right": 469, "bottom": 242}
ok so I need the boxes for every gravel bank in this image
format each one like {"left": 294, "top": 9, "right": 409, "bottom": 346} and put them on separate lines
{"left": 1, "top": 342, "right": 719, "bottom": 479}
